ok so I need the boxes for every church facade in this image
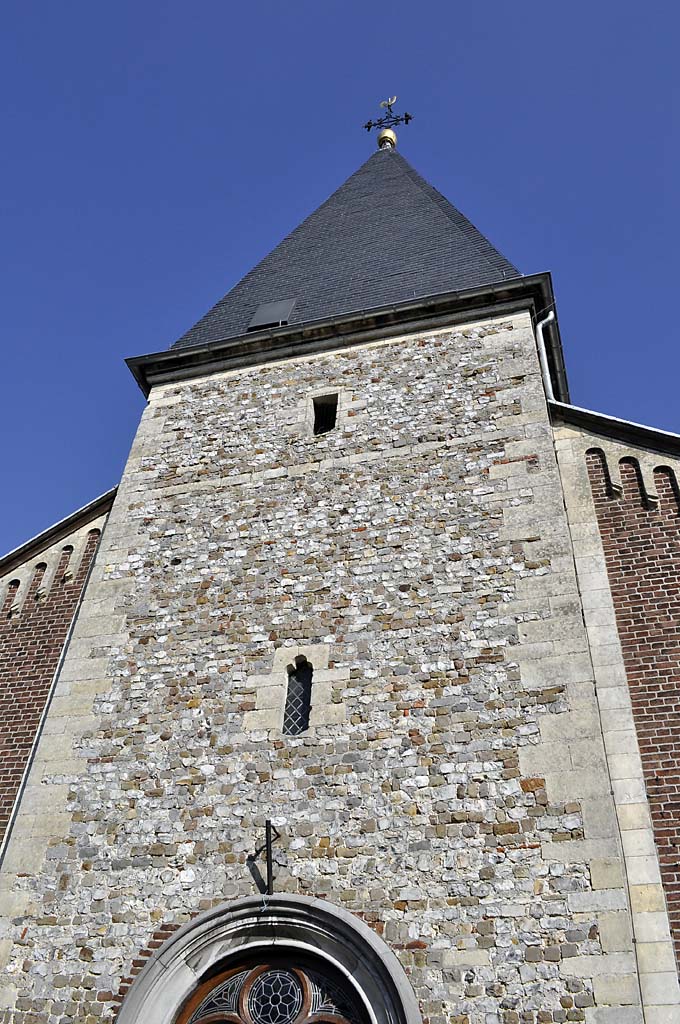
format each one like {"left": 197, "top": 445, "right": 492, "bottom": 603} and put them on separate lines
{"left": 1, "top": 141, "right": 679, "bottom": 1023}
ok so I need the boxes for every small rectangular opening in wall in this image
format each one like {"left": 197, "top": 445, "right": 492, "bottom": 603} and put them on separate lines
{"left": 313, "top": 394, "right": 338, "bottom": 435}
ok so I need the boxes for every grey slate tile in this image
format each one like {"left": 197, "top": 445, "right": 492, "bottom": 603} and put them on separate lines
{"left": 171, "top": 148, "right": 521, "bottom": 351}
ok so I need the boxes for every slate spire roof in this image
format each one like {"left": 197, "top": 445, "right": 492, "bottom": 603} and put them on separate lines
{"left": 171, "top": 147, "right": 521, "bottom": 351}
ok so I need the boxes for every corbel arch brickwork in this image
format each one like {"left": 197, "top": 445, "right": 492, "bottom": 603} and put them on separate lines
{"left": 0, "top": 521, "right": 106, "bottom": 845}
{"left": 554, "top": 420, "right": 680, "bottom": 1005}
{"left": 585, "top": 446, "right": 680, "bottom": 962}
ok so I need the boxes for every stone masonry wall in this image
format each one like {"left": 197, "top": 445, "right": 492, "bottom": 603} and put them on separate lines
{"left": 0, "top": 314, "right": 644, "bottom": 1023}
{"left": 0, "top": 520, "right": 105, "bottom": 846}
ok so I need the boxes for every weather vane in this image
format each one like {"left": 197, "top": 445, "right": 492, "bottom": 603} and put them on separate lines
{"left": 363, "top": 97, "right": 413, "bottom": 149}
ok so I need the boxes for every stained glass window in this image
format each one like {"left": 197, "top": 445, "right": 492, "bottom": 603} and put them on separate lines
{"left": 179, "top": 959, "right": 365, "bottom": 1024}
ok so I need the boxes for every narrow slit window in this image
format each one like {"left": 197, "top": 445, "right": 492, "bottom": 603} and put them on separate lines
{"left": 282, "top": 656, "right": 313, "bottom": 735}
{"left": 313, "top": 394, "right": 338, "bottom": 435}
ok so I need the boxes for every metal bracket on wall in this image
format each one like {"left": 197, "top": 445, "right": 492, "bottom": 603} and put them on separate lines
{"left": 265, "top": 819, "right": 280, "bottom": 895}
{"left": 247, "top": 820, "right": 282, "bottom": 896}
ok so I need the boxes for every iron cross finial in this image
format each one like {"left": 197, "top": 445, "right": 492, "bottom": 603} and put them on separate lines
{"left": 363, "top": 96, "right": 413, "bottom": 149}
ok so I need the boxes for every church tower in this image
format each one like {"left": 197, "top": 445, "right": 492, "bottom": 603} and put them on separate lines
{"left": 1, "top": 122, "right": 679, "bottom": 1023}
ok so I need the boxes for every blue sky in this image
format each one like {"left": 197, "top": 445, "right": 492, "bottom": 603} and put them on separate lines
{"left": 1, "top": 1, "right": 678, "bottom": 554}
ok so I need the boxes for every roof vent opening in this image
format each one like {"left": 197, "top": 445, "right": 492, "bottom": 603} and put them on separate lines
{"left": 247, "top": 298, "right": 296, "bottom": 332}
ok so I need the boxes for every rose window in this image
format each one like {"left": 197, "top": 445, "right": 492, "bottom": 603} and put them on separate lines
{"left": 178, "top": 960, "right": 366, "bottom": 1024}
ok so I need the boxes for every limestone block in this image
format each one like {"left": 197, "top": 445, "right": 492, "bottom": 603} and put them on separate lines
{"left": 635, "top": 941, "right": 677, "bottom": 974}
{"left": 16, "top": 782, "right": 69, "bottom": 813}
{"left": 585, "top": 1010, "right": 643, "bottom": 1024}
{"left": 0, "top": 889, "right": 30, "bottom": 918}
{"left": 247, "top": 675, "right": 278, "bottom": 687}
{"left": 607, "top": 753, "right": 643, "bottom": 781}
{"left": 620, "top": 829, "right": 657, "bottom": 859}
{"left": 640, "top": 973, "right": 680, "bottom": 1006}
{"left": 313, "top": 668, "right": 350, "bottom": 682}
{"left": 625, "top": 856, "right": 662, "bottom": 886}
{"left": 441, "top": 949, "right": 491, "bottom": 967}
{"left": 14, "top": 810, "right": 71, "bottom": 837}
{"left": 581, "top": 590, "right": 616, "bottom": 614}
{"left": 592, "top": 974, "right": 640, "bottom": 1006}
{"left": 539, "top": 708, "right": 600, "bottom": 741}
{"left": 590, "top": 859, "right": 625, "bottom": 890}
{"left": 488, "top": 460, "right": 530, "bottom": 479}
{"left": 515, "top": 572, "right": 575, "bottom": 600}
{"left": 629, "top": 884, "right": 666, "bottom": 914}
{"left": 598, "top": 688, "right": 631, "bottom": 711}
{"left": 310, "top": 682, "right": 332, "bottom": 704}
{"left": 33, "top": 733, "right": 73, "bottom": 763}
{"left": 42, "top": 713, "right": 97, "bottom": 738}
{"left": 594, "top": 664, "right": 629, "bottom": 689}
{"left": 633, "top": 912, "right": 673, "bottom": 943}
{"left": 255, "top": 686, "right": 285, "bottom": 711}
{"left": 309, "top": 703, "right": 345, "bottom": 727}
{"left": 580, "top": 623, "right": 619, "bottom": 647}
{"left": 65, "top": 634, "right": 126, "bottom": 659}
{"left": 513, "top": 641, "right": 553, "bottom": 662}
{"left": 36, "top": 756, "right": 82, "bottom": 780}
{"left": 647, "top": 1007, "right": 680, "bottom": 1024}
{"left": 558, "top": 952, "right": 636, "bottom": 977}
{"left": 273, "top": 644, "right": 329, "bottom": 670}
{"left": 617, "top": 803, "right": 653, "bottom": 831}
{"left": 541, "top": 838, "right": 618, "bottom": 863}
{"left": 590, "top": 643, "right": 626, "bottom": 668}
{"left": 568, "top": 890, "right": 628, "bottom": 913}
{"left": 603, "top": 728, "right": 638, "bottom": 754}
{"left": 568, "top": 682, "right": 601, "bottom": 711}
{"left": 582, "top": 798, "right": 619, "bottom": 839}
{"left": 70, "top": 676, "right": 114, "bottom": 696}
{"left": 48, "top": 694, "right": 98, "bottom": 718}
{"left": 74, "top": 613, "right": 126, "bottom": 638}
{"left": 569, "top": 738, "right": 607, "bottom": 769}
{"left": 581, "top": 604, "right": 615, "bottom": 628}
{"left": 611, "top": 779, "right": 647, "bottom": 806}
{"left": 0, "top": 979, "right": 19, "bottom": 1011}
{"left": 519, "top": 744, "right": 571, "bottom": 775}
{"left": 643, "top": 1009, "right": 680, "bottom": 1024}
{"left": 518, "top": 615, "right": 583, "bottom": 644}
{"left": 243, "top": 708, "right": 280, "bottom": 732}
{"left": 543, "top": 769, "right": 609, "bottom": 802}
{"left": 599, "top": 911, "right": 633, "bottom": 952}
{"left": 58, "top": 656, "right": 110, "bottom": 683}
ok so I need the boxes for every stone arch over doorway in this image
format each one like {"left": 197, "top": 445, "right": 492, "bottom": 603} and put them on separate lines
{"left": 116, "top": 895, "right": 422, "bottom": 1024}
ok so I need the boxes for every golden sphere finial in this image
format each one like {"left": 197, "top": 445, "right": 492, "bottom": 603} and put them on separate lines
{"left": 377, "top": 128, "right": 397, "bottom": 150}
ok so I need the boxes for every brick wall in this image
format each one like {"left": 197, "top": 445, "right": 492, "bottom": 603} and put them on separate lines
{"left": 587, "top": 449, "right": 680, "bottom": 963}
{"left": 0, "top": 529, "right": 101, "bottom": 844}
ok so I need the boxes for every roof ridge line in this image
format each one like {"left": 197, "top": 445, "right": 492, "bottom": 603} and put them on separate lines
{"left": 169, "top": 148, "right": 522, "bottom": 351}
{"left": 173, "top": 153, "right": 381, "bottom": 330}
{"left": 387, "top": 150, "right": 520, "bottom": 278}
{"left": 0, "top": 487, "right": 117, "bottom": 572}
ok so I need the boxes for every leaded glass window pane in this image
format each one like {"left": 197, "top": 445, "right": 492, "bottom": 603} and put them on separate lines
{"left": 247, "top": 968, "right": 303, "bottom": 1024}
{"left": 181, "top": 958, "right": 365, "bottom": 1024}
{"left": 282, "top": 657, "right": 312, "bottom": 735}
